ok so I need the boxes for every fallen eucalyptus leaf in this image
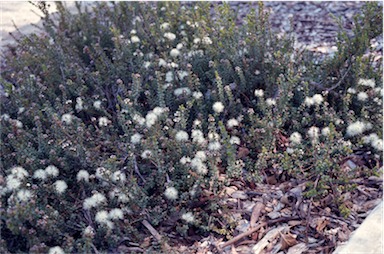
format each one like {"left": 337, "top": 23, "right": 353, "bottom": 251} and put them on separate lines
{"left": 279, "top": 230, "right": 298, "bottom": 250}
{"left": 250, "top": 202, "right": 265, "bottom": 228}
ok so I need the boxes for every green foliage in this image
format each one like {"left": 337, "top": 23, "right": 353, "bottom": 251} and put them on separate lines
{"left": 0, "top": 1, "right": 382, "bottom": 252}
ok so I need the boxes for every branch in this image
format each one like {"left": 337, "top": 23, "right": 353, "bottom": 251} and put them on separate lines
{"left": 220, "top": 222, "right": 267, "bottom": 249}
{"left": 326, "top": 64, "right": 352, "bottom": 92}
{"left": 307, "top": 80, "right": 341, "bottom": 98}
{"left": 142, "top": 220, "right": 163, "bottom": 242}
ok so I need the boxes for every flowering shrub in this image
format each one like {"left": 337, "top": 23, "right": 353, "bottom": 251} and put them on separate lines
{"left": 0, "top": 1, "right": 382, "bottom": 253}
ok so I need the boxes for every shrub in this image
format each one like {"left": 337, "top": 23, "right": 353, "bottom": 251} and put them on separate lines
{"left": 0, "top": 1, "right": 382, "bottom": 252}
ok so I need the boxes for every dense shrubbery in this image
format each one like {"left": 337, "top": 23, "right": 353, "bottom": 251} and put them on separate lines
{"left": 0, "top": 2, "right": 382, "bottom": 253}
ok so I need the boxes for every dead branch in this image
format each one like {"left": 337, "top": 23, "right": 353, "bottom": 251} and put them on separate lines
{"left": 220, "top": 222, "right": 268, "bottom": 249}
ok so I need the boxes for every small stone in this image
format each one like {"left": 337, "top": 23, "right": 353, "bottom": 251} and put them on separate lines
{"left": 231, "top": 191, "right": 248, "bottom": 200}
{"left": 345, "top": 160, "right": 357, "bottom": 170}
{"left": 267, "top": 211, "right": 281, "bottom": 219}
{"left": 236, "top": 219, "right": 250, "bottom": 233}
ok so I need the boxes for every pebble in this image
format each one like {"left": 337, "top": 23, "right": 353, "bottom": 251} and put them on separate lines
{"left": 267, "top": 211, "right": 281, "bottom": 219}
{"left": 231, "top": 191, "right": 248, "bottom": 200}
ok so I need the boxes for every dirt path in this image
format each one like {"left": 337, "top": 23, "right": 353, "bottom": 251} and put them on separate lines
{"left": 0, "top": 1, "right": 77, "bottom": 48}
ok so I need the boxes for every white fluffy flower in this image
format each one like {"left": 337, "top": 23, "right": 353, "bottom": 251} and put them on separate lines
{"left": 160, "top": 22, "right": 170, "bottom": 30}
{"left": 95, "top": 167, "right": 107, "bottom": 179}
{"left": 12, "top": 119, "right": 23, "bottom": 128}
{"left": 178, "top": 71, "right": 188, "bottom": 80}
{"left": 54, "top": 180, "right": 68, "bottom": 194}
{"left": 170, "top": 62, "right": 179, "bottom": 68}
{"left": 92, "top": 193, "right": 107, "bottom": 205}
{"left": 192, "top": 129, "right": 206, "bottom": 144}
{"left": 6, "top": 176, "right": 21, "bottom": 190}
{"left": 212, "top": 102, "right": 224, "bottom": 113}
{"left": 174, "top": 87, "right": 191, "bottom": 97}
{"left": 208, "top": 141, "right": 221, "bottom": 151}
{"left": 83, "top": 193, "right": 107, "bottom": 209}
{"left": 192, "top": 91, "right": 203, "bottom": 99}
{"left": 254, "top": 89, "right": 264, "bottom": 97}
{"left": 180, "top": 156, "right": 191, "bottom": 165}
{"left": 18, "top": 107, "right": 25, "bottom": 114}
{"left": 290, "top": 132, "right": 302, "bottom": 145}
{"left": 164, "top": 187, "right": 178, "bottom": 200}
{"left": 77, "top": 170, "right": 90, "bottom": 182}
{"left": 145, "top": 112, "right": 158, "bottom": 128}
{"left": 164, "top": 32, "right": 176, "bottom": 41}
{"left": 16, "top": 189, "right": 32, "bottom": 202}
{"left": 165, "top": 71, "right": 174, "bottom": 82}
{"left": 230, "top": 136, "right": 241, "bottom": 145}
{"left": 371, "top": 139, "right": 383, "bottom": 151}
{"left": 363, "top": 133, "right": 383, "bottom": 151}
{"left": 95, "top": 210, "right": 112, "bottom": 225}
{"left": 159, "top": 58, "right": 167, "bottom": 67}
{"left": 227, "top": 118, "right": 239, "bottom": 129}
{"left": 321, "top": 127, "right": 330, "bottom": 136}
{"left": 109, "top": 208, "right": 124, "bottom": 220}
{"left": 346, "top": 121, "right": 369, "bottom": 137}
{"left": 153, "top": 107, "right": 166, "bottom": 116}
{"left": 191, "top": 157, "right": 208, "bottom": 175}
{"left": 357, "top": 92, "right": 368, "bottom": 101}
{"left": 93, "top": 100, "right": 102, "bottom": 109}
{"left": 45, "top": 165, "right": 59, "bottom": 177}
{"left": 195, "top": 151, "right": 207, "bottom": 161}
{"left": 304, "top": 97, "right": 314, "bottom": 106}
{"left": 374, "top": 87, "right": 382, "bottom": 94}
{"left": 363, "top": 133, "right": 379, "bottom": 144}
{"left": 83, "top": 226, "right": 95, "bottom": 238}
{"left": 111, "top": 171, "right": 126, "bottom": 183}
{"left": 175, "top": 131, "right": 189, "bottom": 142}
{"left": 98, "top": 117, "right": 110, "bottom": 127}
{"left": 347, "top": 88, "right": 356, "bottom": 94}
{"left": 48, "top": 246, "right": 65, "bottom": 254}
{"left": 1, "top": 114, "right": 10, "bottom": 121}
{"left": 131, "top": 133, "right": 143, "bottom": 144}
{"left": 75, "top": 97, "right": 83, "bottom": 112}
{"left": 133, "top": 114, "right": 145, "bottom": 126}
{"left": 358, "top": 78, "right": 375, "bottom": 88}
{"left": 305, "top": 94, "right": 324, "bottom": 106}
{"left": 193, "top": 38, "right": 201, "bottom": 44}
{"left": 61, "top": 113, "right": 73, "bottom": 124}
{"left": 208, "top": 132, "right": 220, "bottom": 141}
{"left": 118, "top": 193, "right": 130, "bottom": 203}
{"left": 307, "top": 126, "right": 320, "bottom": 141}
{"left": 141, "top": 150, "right": 152, "bottom": 159}
{"left": 202, "top": 36, "right": 213, "bottom": 45}
{"left": 11, "top": 166, "right": 29, "bottom": 179}
{"left": 170, "top": 48, "right": 180, "bottom": 57}
{"left": 266, "top": 98, "right": 276, "bottom": 106}
{"left": 181, "top": 212, "right": 195, "bottom": 223}
{"left": 131, "top": 35, "right": 140, "bottom": 43}
{"left": 312, "top": 94, "right": 324, "bottom": 105}
{"left": 33, "top": 169, "right": 47, "bottom": 181}
{"left": 286, "top": 147, "right": 295, "bottom": 154}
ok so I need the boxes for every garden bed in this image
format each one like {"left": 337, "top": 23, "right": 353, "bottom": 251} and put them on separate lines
{"left": 0, "top": 2, "right": 382, "bottom": 254}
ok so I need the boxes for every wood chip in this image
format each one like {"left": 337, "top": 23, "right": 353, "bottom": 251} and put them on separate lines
{"left": 250, "top": 202, "right": 265, "bottom": 228}
{"left": 252, "top": 226, "right": 287, "bottom": 254}
{"left": 231, "top": 191, "right": 248, "bottom": 199}
{"left": 287, "top": 243, "right": 308, "bottom": 254}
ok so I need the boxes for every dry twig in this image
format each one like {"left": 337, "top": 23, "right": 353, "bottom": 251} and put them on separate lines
{"left": 142, "top": 220, "right": 162, "bottom": 242}
{"left": 220, "top": 222, "right": 268, "bottom": 249}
